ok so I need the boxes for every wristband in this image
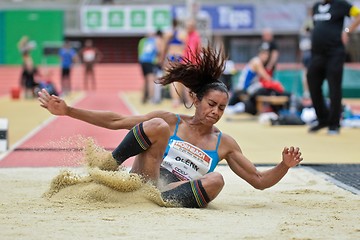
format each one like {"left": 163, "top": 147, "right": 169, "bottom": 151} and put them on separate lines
{"left": 344, "top": 27, "right": 350, "bottom": 33}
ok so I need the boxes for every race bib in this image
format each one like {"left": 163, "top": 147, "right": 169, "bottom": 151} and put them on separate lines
{"left": 161, "top": 140, "right": 212, "bottom": 181}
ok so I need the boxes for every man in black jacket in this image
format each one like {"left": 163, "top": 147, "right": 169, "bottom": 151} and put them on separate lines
{"left": 307, "top": 0, "right": 360, "bottom": 135}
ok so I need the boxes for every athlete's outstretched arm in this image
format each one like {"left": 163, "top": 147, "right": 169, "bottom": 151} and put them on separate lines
{"left": 38, "top": 88, "right": 170, "bottom": 130}
{"left": 221, "top": 134, "right": 303, "bottom": 190}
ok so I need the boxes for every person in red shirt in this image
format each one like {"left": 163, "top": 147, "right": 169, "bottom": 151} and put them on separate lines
{"left": 170, "top": 19, "right": 202, "bottom": 108}
{"left": 183, "top": 19, "right": 201, "bottom": 62}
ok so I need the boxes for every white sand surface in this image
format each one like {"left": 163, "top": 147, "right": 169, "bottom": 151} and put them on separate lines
{"left": 1, "top": 165, "right": 359, "bottom": 240}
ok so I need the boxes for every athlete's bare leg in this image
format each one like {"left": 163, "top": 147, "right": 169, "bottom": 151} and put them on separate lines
{"left": 130, "top": 118, "right": 170, "bottom": 183}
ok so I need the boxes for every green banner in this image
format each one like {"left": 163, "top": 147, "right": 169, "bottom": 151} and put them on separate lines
{"left": 85, "top": 10, "right": 103, "bottom": 29}
{"left": 130, "top": 9, "right": 146, "bottom": 28}
{"left": 108, "top": 10, "right": 125, "bottom": 28}
{"left": 82, "top": 5, "right": 171, "bottom": 33}
{"left": 153, "top": 9, "right": 171, "bottom": 29}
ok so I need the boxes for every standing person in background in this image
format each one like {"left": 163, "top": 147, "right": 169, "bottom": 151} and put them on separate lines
{"left": 183, "top": 19, "right": 201, "bottom": 63}
{"left": 153, "top": 30, "right": 165, "bottom": 104}
{"left": 79, "top": 39, "right": 103, "bottom": 91}
{"left": 307, "top": 0, "right": 360, "bottom": 135}
{"left": 58, "top": 41, "right": 78, "bottom": 96}
{"left": 299, "top": 27, "right": 312, "bottom": 101}
{"left": 22, "top": 51, "right": 40, "bottom": 99}
{"left": 299, "top": 7, "right": 314, "bottom": 101}
{"left": 168, "top": 19, "right": 202, "bottom": 108}
{"left": 163, "top": 19, "right": 186, "bottom": 64}
{"left": 138, "top": 30, "right": 164, "bottom": 104}
{"left": 212, "top": 35, "right": 235, "bottom": 92}
{"left": 260, "top": 28, "right": 279, "bottom": 78}
{"left": 17, "top": 36, "right": 36, "bottom": 56}
{"left": 18, "top": 36, "right": 36, "bottom": 93}
{"left": 163, "top": 19, "right": 187, "bottom": 107}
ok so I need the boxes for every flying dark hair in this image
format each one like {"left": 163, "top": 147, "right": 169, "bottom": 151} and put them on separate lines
{"left": 157, "top": 45, "right": 228, "bottom": 102}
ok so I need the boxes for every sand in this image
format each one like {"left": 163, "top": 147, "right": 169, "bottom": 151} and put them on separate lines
{"left": 1, "top": 92, "right": 360, "bottom": 239}
{"left": 1, "top": 149, "right": 359, "bottom": 240}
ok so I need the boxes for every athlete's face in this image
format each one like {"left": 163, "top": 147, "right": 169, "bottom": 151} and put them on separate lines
{"left": 195, "top": 90, "right": 228, "bottom": 125}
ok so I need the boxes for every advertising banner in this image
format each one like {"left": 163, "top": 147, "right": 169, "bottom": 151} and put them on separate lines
{"left": 81, "top": 3, "right": 311, "bottom": 34}
{"left": 81, "top": 5, "right": 171, "bottom": 33}
{"left": 172, "top": 4, "right": 255, "bottom": 31}
{"left": 255, "top": 3, "right": 306, "bottom": 31}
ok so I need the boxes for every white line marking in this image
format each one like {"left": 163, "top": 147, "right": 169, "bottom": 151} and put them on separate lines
{"left": 0, "top": 93, "right": 86, "bottom": 162}
{"left": 119, "top": 92, "right": 139, "bottom": 115}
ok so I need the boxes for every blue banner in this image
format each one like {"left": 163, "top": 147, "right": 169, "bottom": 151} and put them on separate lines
{"left": 172, "top": 5, "right": 255, "bottom": 30}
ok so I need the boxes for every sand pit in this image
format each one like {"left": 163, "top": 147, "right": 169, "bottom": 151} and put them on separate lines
{"left": 1, "top": 97, "right": 359, "bottom": 239}
{"left": 1, "top": 164, "right": 359, "bottom": 240}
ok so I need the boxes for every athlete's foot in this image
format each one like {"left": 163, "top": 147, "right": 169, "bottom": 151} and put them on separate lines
{"left": 97, "top": 152, "right": 119, "bottom": 171}
{"left": 84, "top": 139, "right": 119, "bottom": 171}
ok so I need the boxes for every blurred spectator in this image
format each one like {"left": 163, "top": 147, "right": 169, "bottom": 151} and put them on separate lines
{"left": 58, "top": 41, "right": 78, "bottom": 96}
{"left": 17, "top": 35, "right": 36, "bottom": 55}
{"left": 163, "top": 19, "right": 186, "bottom": 64}
{"left": 21, "top": 51, "right": 40, "bottom": 99}
{"left": 307, "top": 0, "right": 360, "bottom": 135}
{"left": 153, "top": 30, "right": 165, "bottom": 104}
{"left": 226, "top": 46, "right": 288, "bottom": 115}
{"left": 183, "top": 19, "right": 201, "bottom": 63}
{"left": 34, "top": 69, "right": 58, "bottom": 97}
{"left": 212, "top": 34, "right": 224, "bottom": 55}
{"left": 299, "top": 7, "right": 314, "bottom": 100}
{"left": 212, "top": 35, "right": 235, "bottom": 92}
{"left": 260, "top": 28, "right": 279, "bottom": 78}
{"left": 299, "top": 27, "right": 312, "bottom": 100}
{"left": 221, "top": 59, "right": 236, "bottom": 92}
{"left": 168, "top": 19, "right": 202, "bottom": 108}
{"left": 18, "top": 35, "right": 37, "bottom": 95}
{"left": 79, "top": 39, "right": 103, "bottom": 91}
{"left": 162, "top": 18, "right": 187, "bottom": 107}
{"left": 138, "top": 30, "right": 164, "bottom": 104}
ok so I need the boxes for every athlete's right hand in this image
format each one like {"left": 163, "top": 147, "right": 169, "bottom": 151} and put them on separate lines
{"left": 38, "top": 89, "right": 69, "bottom": 116}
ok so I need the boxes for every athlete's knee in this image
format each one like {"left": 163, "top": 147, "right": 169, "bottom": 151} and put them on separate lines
{"left": 207, "top": 172, "right": 225, "bottom": 188}
{"left": 201, "top": 172, "right": 224, "bottom": 199}
{"left": 143, "top": 118, "right": 170, "bottom": 140}
{"left": 144, "top": 118, "right": 169, "bottom": 132}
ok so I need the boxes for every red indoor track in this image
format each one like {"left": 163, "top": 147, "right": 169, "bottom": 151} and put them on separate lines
{"left": 0, "top": 64, "right": 143, "bottom": 167}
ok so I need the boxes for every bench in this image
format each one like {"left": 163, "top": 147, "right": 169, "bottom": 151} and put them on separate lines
{"left": 256, "top": 95, "right": 289, "bottom": 114}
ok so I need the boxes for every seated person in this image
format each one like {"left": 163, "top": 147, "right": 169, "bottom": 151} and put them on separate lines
{"left": 226, "top": 46, "right": 288, "bottom": 115}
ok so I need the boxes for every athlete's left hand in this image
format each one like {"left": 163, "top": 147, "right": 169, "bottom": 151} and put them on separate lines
{"left": 282, "top": 146, "right": 303, "bottom": 168}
